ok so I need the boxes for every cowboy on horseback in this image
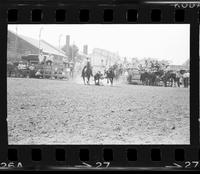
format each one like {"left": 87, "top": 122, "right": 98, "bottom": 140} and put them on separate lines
{"left": 81, "top": 61, "right": 93, "bottom": 85}
{"left": 104, "top": 66, "right": 115, "bottom": 86}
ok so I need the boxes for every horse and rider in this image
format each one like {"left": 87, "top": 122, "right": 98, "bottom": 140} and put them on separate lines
{"left": 81, "top": 62, "right": 93, "bottom": 85}
{"left": 104, "top": 67, "right": 115, "bottom": 86}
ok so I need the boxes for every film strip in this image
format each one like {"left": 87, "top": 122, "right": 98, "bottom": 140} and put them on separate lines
{"left": 0, "top": 0, "right": 199, "bottom": 171}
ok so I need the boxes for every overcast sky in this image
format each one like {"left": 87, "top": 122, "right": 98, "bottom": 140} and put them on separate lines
{"left": 8, "top": 24, "right": 190, "bottom": 65}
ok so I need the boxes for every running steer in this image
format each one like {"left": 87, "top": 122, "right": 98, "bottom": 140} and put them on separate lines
{"left": 94, "top": 71, "right": 103, "bottom": 85}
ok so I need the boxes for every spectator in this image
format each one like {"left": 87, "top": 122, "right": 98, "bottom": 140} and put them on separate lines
{"left": 185, "top": 70, "right": 190, "bottom": 88}
{"left": 176, "top": 71, "right": 181, "bottom": 87}
{"left": 183, "top": 70, "right": 190, "bottom": 88}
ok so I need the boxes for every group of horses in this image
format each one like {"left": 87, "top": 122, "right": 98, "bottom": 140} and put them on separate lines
{"left": 140, "top": 70, "right": 187, "bottom": 87}
{"left": 81, "top": 63, "right": 115, "bottom": 86}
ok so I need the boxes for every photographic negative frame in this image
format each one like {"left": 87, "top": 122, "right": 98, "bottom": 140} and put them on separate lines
{"left": 0, "top": 0, "right": 199, "bottom": 171}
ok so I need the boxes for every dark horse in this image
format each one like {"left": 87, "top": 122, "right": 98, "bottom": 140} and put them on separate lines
{"left": 140, "top": 72, "right": 157, "bottom": 86}
{"left": 104, "top": 67, "right": 115, "bottom": 86}
{"left": 140, "top": 72, "right": 149, "bottom": 85}
{"left": 140, "top": 70, "right": 164, "bottom": 86}
{"left": 161, "top": 71, "right": 180, "bottom": 87}
{"left": 81, "top": 62, "right": 93, "bottom": 85}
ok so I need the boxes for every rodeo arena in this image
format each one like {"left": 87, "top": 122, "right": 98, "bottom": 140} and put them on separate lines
{"left": 7, "top": 29, "right": 190, "bottom": 144}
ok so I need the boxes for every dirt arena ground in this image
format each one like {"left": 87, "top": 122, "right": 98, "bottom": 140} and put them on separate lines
{"left": 7, "top": 77, "right": 190, "bottom": 144}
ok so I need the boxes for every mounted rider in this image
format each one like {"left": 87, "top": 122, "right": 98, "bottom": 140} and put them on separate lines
{"left": 82, "top": 61, "right": 92, "bottom": 77}
{"left": 81, "top": 60, "right": 93, "bottom": 85}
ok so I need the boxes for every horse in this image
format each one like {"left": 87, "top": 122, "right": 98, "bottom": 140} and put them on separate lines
{"left": 140, "top": 72, "right": 150, "bottom": 85}
{"left": 140, "top": 71, "right": 163, "bottom": 86}
{"left": 112, "top": 64, "right": 123, "bottom": 80}
{"left": 104, "top": 67, "right": 115, "bottom": 86}
{"left": 161, "top": 71, "right": 180, "bottom": 87}
{"left": 148, "top": 72, "right": 159, "bottom": 86}
{"left": 81, "top": 64, "right": 93, "bottom": 85}
{"left": 140, "top": 72, "right": 155, "bottom": 86}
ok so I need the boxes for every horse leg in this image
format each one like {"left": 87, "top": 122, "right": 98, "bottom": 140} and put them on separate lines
{"left": 83, "top": 77, "right": 86, "bottom": 85}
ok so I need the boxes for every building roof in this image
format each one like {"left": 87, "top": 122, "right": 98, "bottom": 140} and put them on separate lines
{"left": 8, "top": 30, "right": 67, "bottom": 58}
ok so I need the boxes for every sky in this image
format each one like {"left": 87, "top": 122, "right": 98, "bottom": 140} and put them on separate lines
{"left": 8, "top": 24, "right": 190, "bottom": 65}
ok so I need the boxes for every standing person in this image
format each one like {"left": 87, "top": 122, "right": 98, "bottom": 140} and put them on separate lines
{"left": 176, "top": 71, "right": 181, "bottom": 87}
{"left": 182, "top": 70, "right": 188, "bottom": 88}
{"left": 28, "top": 64, "right": 35, "bottom": 78}
{"left": 179, "top": 70, "right": 184, "bottom": 87}
{"left": 185, "top": 70, "right": 190, "bottom": 88}
{"left": 183, "top": 71, "right": 186, "bottom": 88}
{"left": 69, "top": 62, "right": 74, "bottom": 78}
{"left": 66, "top": 66, "right": 71, "bottom": 80}
{"left": 188, "top": 70, "right": 190, "bottom": 87}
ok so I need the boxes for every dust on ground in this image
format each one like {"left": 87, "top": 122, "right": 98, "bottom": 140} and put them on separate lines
{"left": 7, "top": 77, "right": 190, "bottom": 144}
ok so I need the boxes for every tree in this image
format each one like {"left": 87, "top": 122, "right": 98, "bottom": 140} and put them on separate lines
{"left": 138, "top": 58, "right": 169, "bottom": 75}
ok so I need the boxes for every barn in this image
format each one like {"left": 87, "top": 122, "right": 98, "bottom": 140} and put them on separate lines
{"left": 7, "top": 30, "right": 67, "bottom": 66}
{"left": 7, "top": 30, "right": 70, "bottom": 78}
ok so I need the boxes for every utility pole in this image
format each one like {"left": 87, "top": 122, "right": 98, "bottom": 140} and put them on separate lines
{"left": 38, "top": 27, "right": 44, "bottom": 78}
{"left": 59, "top": 34, "right": 63, "bottom": 49}
{"left": 72, "top": 41, "right": 75, "bottom": 62}
{"left": 15, "top": 26, "right": 18, "bottom": 61}
{"left": 71, "top": 41, "right": 76, "bottom": 78}
{"left": 39, "top": 27, "right": 43, "bottom": 56}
